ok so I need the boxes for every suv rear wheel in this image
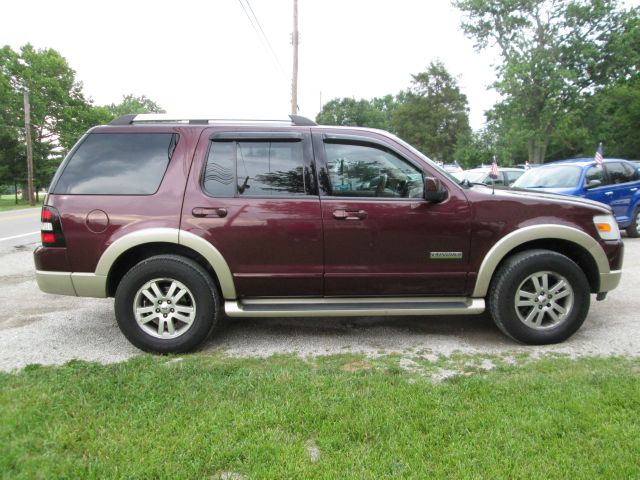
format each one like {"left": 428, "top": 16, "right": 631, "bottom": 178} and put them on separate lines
{"left": 114, "top": 255, "right": 220, "bottom": 353}
{"left": 488, "top": 250, "right": 590, "bottom": 344}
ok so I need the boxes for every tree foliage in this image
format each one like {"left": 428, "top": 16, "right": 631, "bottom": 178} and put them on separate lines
{"left": 108, "top": 94, "right": 166, "bottom": 118}
{"left": 0, "top": 44, "right": 165, "bottom": 190}
{"left": 392, "top": 61, "right": 470, "bottom": 162}
{"left": 0, "top": 44, "right": 90, "bottom": 189}
{"left": 317, "top": 62, "right": 470, "bottom": 163}
{"left": 316, "top": 95, "right": 399, "bottom": 131}
{"left": 453, "top": 0, "right": 634, "bottom": 164}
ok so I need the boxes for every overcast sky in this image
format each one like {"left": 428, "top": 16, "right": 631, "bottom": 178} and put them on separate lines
{"left": 2, "top": 0, "right": 637, "bottom": 130}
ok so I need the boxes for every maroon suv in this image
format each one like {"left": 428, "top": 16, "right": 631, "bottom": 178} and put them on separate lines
{"left": 34, "top": 114, "right": 624, "bottom": 353}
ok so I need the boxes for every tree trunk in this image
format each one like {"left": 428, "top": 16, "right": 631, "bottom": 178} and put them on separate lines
{"left": 527, "top": 138, "right": 549, "bottom": 164}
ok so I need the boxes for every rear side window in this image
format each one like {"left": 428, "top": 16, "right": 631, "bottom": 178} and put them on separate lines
{"left": 505, "top": 170, "right": 523, "bottom": 185}
{"left": 53, "top": 133, "right": 177, "bottom": 195}
{"left": 203, "top": 141, "right": 306, "bottom": 197}
{"left": 605, "top": 162, "right": 635, "bottom": 184}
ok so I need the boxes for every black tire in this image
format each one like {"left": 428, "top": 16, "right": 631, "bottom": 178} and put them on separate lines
{"left": 114, "top": 255, "right": 220, "bottom": 354}
{"left": 488, "top": 249, "right": 590, "bottom": 345}
{"left": 626, "top": 208, "right": 640, "bottom": 238}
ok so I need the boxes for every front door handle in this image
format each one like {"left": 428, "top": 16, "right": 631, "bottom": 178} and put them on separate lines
{"left": 604, "top": 191, "right": 614, "bottom": 196}
{"left": 192, "top": 207, "right": 228, "bottom": 218}
{"left": 333, "top": 209, "right": 368, "bottom": 220}
{"left": 631, "top": 188, "right": 638, "bottom": 192}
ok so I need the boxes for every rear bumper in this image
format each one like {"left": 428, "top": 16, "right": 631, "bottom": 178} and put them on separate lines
{"left": 599, "top": 270, "right": 622, "bottom": 293}
{"left": 35, "top": 270, "right": 107, "bottom": 298}
{"left": 35, "top": 270, "right": 76, "bottom": 296}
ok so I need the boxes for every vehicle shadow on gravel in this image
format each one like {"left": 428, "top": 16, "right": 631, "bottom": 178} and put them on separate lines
{"left": 202, "top": 313, "right": 515, "bottom": 355}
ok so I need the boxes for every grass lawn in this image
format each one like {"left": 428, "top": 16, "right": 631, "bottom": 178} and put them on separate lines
{"left": 0, "top": 194, "right": 43, "bottom": 212}
{"left": 1, "top": 354, "right": 638, "bottom": 479}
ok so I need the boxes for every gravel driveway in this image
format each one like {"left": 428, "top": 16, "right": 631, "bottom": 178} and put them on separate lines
{"left": 1, "top": 238, "right": 638, "bottom": 371}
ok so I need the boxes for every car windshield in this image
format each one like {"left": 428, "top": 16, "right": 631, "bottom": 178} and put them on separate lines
{"left": 513, "top": 165, "right": 583, "bottom": 188}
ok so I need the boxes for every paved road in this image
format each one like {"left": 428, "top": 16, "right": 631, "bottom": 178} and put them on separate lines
{"left": 0, "top": 208, "right": 40, "bottom": 248}
{"left": 0, "top": 233, "right": 638, "bottom": 371}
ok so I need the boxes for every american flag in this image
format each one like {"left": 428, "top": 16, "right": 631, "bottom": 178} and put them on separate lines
{"left": 490, "top": 155, "right": 499, "bottom": 178}
{"left": 594, "top": 142, "right": 604, "bottom": 167}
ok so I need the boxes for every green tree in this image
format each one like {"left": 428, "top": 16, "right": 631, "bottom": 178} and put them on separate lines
{"left": 454, "top": 0, "right": 631, "bottom": 164}
{"left": 108, "top": 94, "right": 165, "bottom": 117}
{"left": 0, "top": 47, "right": 26, "bottom": 191}
{"left": 316, "top": 97, "right": 397, "bottom": 130}
{"left": 391, "top": 61, "right": 471, "bottom": 162}
{"left": 0, "top": 44, "right": 93, "bottom": 195}
{"left": 583, "top": 78, "right": 640, "bottom": 159}
{"left": 0, "top": 45, "right": 166, "bottom": 194}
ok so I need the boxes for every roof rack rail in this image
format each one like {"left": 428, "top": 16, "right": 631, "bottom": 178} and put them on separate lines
{"left": 108, "top": 114, "right": 317, "bottom": 126}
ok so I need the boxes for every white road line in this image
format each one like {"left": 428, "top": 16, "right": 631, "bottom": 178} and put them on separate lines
{"left": 0, "top": 231, "right": 40, "bottom": 242}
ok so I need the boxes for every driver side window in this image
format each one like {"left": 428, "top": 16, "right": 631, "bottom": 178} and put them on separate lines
{"left": 324, "top": 142, "right": 424, "bottom": 198}
{"left": 585, "top": 166, "right": 606, "bottom": 186}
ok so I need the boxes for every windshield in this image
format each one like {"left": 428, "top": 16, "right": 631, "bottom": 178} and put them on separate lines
{"left": 513, "top": 165, "right": 582, "bottom": 188}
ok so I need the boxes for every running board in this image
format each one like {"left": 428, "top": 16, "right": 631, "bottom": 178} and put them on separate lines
{"left": 224, "top": 297, "right": 485, "bottom": 318}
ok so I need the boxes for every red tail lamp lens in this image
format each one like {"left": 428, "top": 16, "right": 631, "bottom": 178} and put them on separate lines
{"left": 41, "top": 232, "right": 56, "bottom": 244}
{"left": 41, "top": 208, "right": 53, "bottom": 221}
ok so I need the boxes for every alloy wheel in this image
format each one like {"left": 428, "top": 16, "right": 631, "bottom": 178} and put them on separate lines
{"left": 514, "top": 271, "right": 574, "bottom": 330}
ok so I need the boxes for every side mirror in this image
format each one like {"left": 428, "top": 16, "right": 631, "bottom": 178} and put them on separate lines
{"left": 424, "top": 176, "right": 448, "bottom": 203}
{"left": 585, "top": 179, "right": 602, "bottom": 189}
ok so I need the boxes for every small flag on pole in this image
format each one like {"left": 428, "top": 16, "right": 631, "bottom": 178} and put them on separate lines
{"left": 594, "top": 142, "right": 604, "bottom": 167}
{"left": 490, "top": 155, "right": 499, "bottom": 179}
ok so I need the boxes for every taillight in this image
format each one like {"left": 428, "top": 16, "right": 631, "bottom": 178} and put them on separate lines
{"left": 41, "top": 206, "right": 66, "bottom": 247}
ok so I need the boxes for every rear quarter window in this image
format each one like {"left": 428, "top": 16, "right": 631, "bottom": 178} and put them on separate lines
{"left": 52, "top": 133, "right": 178, "bottom": 195}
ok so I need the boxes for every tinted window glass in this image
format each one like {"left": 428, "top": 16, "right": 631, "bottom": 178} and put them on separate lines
{"left": 585, "top": 166, "right": 605, "bottom": 185}
{"left": 237, "top": 142, "right": 305, "bottom": 196}
{"left": 505, "top": 170, "right": 523, "bottom": 185}
{"left": 606, "top": 162, "right": 635, "bottom": 184}
{"left": 622, "top": 162, "right": 638, "bottom": 180}
{"left": 486, "top": 174, "right": 505, "bottom": 186}
{"left": 53, "top": 133, "right": 176, "bottom": 195}
{"left": 203, "top": 142, "right": 235, "bottom": 197}
{"left": 203, "top": 141, "right": 305, "bottom": 197}
{"left": 324, "top": 143, "right": 424, "bottom": 198}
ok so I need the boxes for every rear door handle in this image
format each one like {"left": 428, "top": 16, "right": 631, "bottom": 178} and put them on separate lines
{"left": 333, "top": 209, "right": 368, "bottom": 220}
{"left": 192, "top": 207, "right": 228, "bottom": 218}
{"left": 631, "top": 188, "right": 638, "bottom": 192}
{"left": 604, "top": 191, "right": 613, "bottom": 196}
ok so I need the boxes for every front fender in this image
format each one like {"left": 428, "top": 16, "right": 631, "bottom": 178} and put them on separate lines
{"left": 472, "top": 224, "right": 612, "bottom": 297}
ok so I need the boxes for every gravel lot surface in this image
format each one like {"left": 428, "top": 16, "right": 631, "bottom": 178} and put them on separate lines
{"left": 1, "top": 237, "right": 638, "bottom": 371}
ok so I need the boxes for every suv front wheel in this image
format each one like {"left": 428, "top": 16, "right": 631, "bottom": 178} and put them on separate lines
{"left": 114, "top": 255, "right": 220, "bottom": 353}
{"left": 488, "top": 249, "right": 591, "bottom": 345}
{"left": 627, "top": 208, "right": 640, "bottom": 238}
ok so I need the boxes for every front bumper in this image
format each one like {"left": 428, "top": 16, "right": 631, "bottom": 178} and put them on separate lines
{"left": 599, "top": 269, "right": 622, "bottom": 293}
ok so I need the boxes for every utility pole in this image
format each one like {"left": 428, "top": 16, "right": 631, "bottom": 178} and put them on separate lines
{"left": 23, "top": 90, "right": 35, "bottom": 206}
{"left": 291, "top": 0, "right": 299, "bottom": 115}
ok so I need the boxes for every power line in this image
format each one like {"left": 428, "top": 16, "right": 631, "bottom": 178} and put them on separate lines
{"left": 245, "top": 0, "right": 286, "bottom": 75}
{"left": 237, "top": 0, "right": 285, "bottom": 77}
